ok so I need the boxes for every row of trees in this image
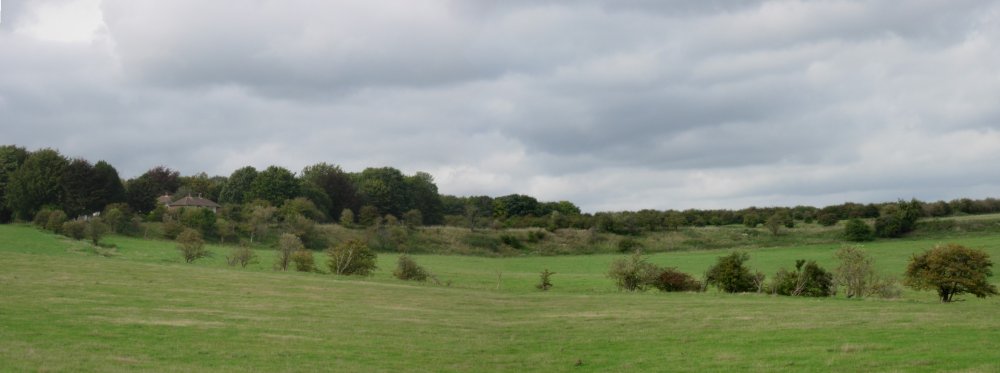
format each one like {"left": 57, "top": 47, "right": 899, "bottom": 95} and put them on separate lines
{"left": 6, "top": 145, "right": 1000, "bottom": 236}
{"left": 607, "top": 244, "right": 997, "bottom": 302}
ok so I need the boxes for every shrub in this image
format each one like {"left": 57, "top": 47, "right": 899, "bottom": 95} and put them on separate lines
{"left": 607, "top": 251, "right": 660, "bottom": 292}
{"left": 177, "top": 228, "right": 208, "bottom": 263}
{"left": 45, "top": 210, "right": 68, "bottom": 233}
{"left": 651, "top": 268, "right": 703, "bottom": 292}
{"left": 276, "top": 233, "right": 303, "bottom": 271}
{"left": 834, "top": 246, "right": 900, "bottom": 298}
{"left": 61, "top": 220, "right": 87, "bottom": 240}
{"left": 393, "top": 254, "right": 429, "bottom": 281}
{"left": 291, "top": 248, "right": 315, "bottom": 272}
{"left": 339, "top": 208, "right": 355, "bottom": 227}
{"left": 86, "top": 217, "right": 109, "bottom": 245}
{"left": 162, "top": 220, "right": 184, "bottom": 240}
{"left": 537, "top": 269, "right": 555, "bottom": 291}
{"left": 358, "top": 205, "right": 379, "bottom": 226}
{"left": 402, "top": 209, "right": 423, "bottom": 229}
{"left": 771, "top": 260, "right": 834, "bottom": 297}
{"left": 33, "top": 209, "right": 52, "bottom": 228}
{"left": 705, "top": 252, "right": 758, "bottom": 293}
{"left": 817, "top": 213, "right": 839, "bottom": 227}
{"left": 226, "top": 245, "right": 258, "bottom": 268}
{"left": 617, "top": 237, "right": 643, "bottom": 253}
{"left": 526, "top": 230, "right": 547, "bottom": 243}
{"left": 904, "top": 243, "right": 997, "bottom": 302}
{"left": 499, "top": 234, "right": 525, "bottom": 249}
{"left": 327, "top": 239, "right": 377, "bottom": 276}
{"left": 843, "top": 218, "right": 874, "bottom": 242}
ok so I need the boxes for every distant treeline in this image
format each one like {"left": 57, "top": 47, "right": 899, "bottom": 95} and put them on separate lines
{"left": 2, "top": 145, "right": 999, "bottom": 233}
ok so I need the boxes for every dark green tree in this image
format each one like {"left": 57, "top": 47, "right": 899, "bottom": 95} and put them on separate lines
{"left": 248, "top": 166, "right": 299, "bottom": 206}
{"left": 5, "top": 148, "right": 69, "bottom": 220}
{"left": 90, "top": 161, "right": 126, "bottom": 211}
{"left": 493, "top": 194, "right": 540, "bottom": 218}
{"left": 405, "top": 172, "right": 443, "bottom": 225}
{"left": 355, "top": 167, "right": 408, "bottom": 218}
{"left": 0, "top": 145, "right": 30, "bottom": 222}
{"left": 60, "top": 158, "right": 99, "bottom": 217}
{"left": 844, "top": 218, "right": 874, "bottom": 241}
{"left": 904, "top": 244, "right": 998, "bottom": 302}
{"left": 218, "top": 166, "right": 258, "bottom": 205}
{"left": 300, "top": 163, "right": 358, "bottom": 221}
{"left": 705, "top": 252, "right": 758, "bottom": 293}
{"left": 126, "top": 166, "right": 181, "bottom": 213}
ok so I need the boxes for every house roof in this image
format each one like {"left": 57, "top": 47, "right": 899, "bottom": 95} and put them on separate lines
{"left": 157, "top": 194, "right": 173, "bottom": 205}
{"left": 169, "top": 195, "right": 221, "bottom": 208}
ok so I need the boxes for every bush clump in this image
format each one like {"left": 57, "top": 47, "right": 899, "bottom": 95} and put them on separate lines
{"left": 607, "top": 251, "right": 660, "bottom": 292}
{"left": 45, "top": 210, "right": 68, "bottom": 233}
{"left": 844, "top": 218, "right": 874, "bottom": 242}
{"left": 834, "top": 246, "right": 900, "bottom": 298}
{"left": 61, "top": 220, "right": 87, "bottom": 240}
{"left": 705, "top": 252, "right": 760, "bottom": 293}
{"left": 327, "top": 239, "right": 377, "bottom": 276}
{"left": 291, "top": 248, "right": 315, "bottom": 272}
{"left": 393, "top": 254, "right": 429, "bottom": 281}
{"left": 771, "top": 260, "right": 834, "bottom": 297}
{"left": 651, "top": 268, "right": 703, "bottom": 292}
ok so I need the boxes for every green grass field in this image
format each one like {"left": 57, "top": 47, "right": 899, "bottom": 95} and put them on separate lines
{"left": 2, "top": 224, "right": 1000, "bottom": 372}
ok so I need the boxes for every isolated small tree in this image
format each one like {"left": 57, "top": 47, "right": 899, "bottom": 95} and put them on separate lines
{"left": 765, "top": 213, "right": 783, "bottom": 236}
{"left": 327, "top": 239, "right": 377, "bottom": 276}
{"left": 904, "top": 244, "right": 998, "bottom": 302}
{"left": 177, "top": 228, "right": 207, "bottom": 263}
{"left": 844, "top": 218, "right": 874, "bottom": 242}
{"left": 61, "top": 220, "right": 87, "bottom": 240}
{"left": 705, "top": 252, "right": 757, "bottom": 293}
{"left": 833, "top": 246, "right": 900, "bottom": 298}
{"left": 537, "top": 269, "right": 555, "bottom": 291}
{"left": 275, "top": 233, "right": 303, "bottom": 271}
{"left": 226, "top": 244, "right": 258, "bottom": 268}
{"left": 291, "top": 248, "right": 315, "bottom": 272}
{"left": 339, "top": 208, "right": 355, "bottom": 227}
{"left": 607, "top": 250, "right": 660, "bottom": 292}
{"left": 393, "top": 254, "right": 428, "bottom": 281}
{"left": 86, "top": 217, "right": 109, "bottom": 246}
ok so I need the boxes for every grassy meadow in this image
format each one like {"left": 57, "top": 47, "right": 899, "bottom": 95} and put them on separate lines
{"left": 2, "top": 223, "right": 1000, "bottom": 372}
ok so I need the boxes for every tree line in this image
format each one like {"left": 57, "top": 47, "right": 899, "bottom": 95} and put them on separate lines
{"left": 4, "top": 144, "right": 1000, "bottom": 236}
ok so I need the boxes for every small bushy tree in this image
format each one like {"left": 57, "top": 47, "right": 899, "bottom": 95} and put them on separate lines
{"left": 327, "top": 239, "right": 377, "bottom": 276}
{"left": 904, "top": 244, "right": 997, "bottom": 302}
{"left": 177, "top": 228, "right": 207, "bottom": 263}
{"left": 393, "top": 254, "right": 429, "bottom": 281}
{"left": 705, "top": 252, "right": 758, "bottom": 293}
{"left": 45, "top": 210, "right": 68, "bottom": 233}
{"left": 276, "top": 233, "right": 303, "bottom": 271}
{"left": 61, "top": 220, "right": 87, "bottom": 240}
{"left": 844, "top": 218, "right": 874, "bottom": 242}
{"left": 607, "top": 251, "right": 660, "bottom": 292}
{"left": 226, "top": 244, "right": 258, "bottom": 268}
{"left": 86, "top": 217, "right": 109, "bottom": 245}
{"left": 834, "top": 246, "right": 899, "bottom": 298}
{"left": 537, "top": 269, "right": 555, "bottom": 291}
{"left": 339, "top": 208, "right": 355, "bottom": 227}
{"left": 291, "top": 248, "right": 315, "bottom": 272}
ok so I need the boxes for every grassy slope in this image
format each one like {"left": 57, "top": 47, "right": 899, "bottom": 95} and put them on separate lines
{"left": 2, "top": 224, "right": 1000, "bottom": 372}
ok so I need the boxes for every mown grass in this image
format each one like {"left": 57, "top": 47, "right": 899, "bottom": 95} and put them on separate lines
{"left": 2, "top": 224, "right": 1000, "bottom": 372}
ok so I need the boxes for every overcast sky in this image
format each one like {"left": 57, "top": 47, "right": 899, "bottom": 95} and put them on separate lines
{"left": 2, "top": 0, "right": 1000, "bottom": 212}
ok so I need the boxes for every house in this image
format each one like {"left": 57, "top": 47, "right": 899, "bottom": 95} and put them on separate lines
{"left": 166, "top": 194, "right": 221, "bottom": 213}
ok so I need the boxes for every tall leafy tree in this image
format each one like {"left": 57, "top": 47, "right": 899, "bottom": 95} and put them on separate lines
{"left": 405, "top": 172, "right": 444, "bottom": 225}
{"left": 5, "top": 148, "right": 69, "bottom": 219}
{"left": 218, "top": 166, "right": 258, "bottom": 204}
{"left": 904, "top": 244, "right": 997, "bottom": 302}
{"left": 126, "top": 166, "right": 181, "bottom": 213}
{"left": 355, "top": 167, "right": 408, "bottom": 218}
{"left": 91, "top": 161, "right": 126, "bottom": 211}
{"left": 300, "top": 163, "right": 358, "bottom": 220}
{"left": 248, "top": 166, "right": 299, "bottom": 206}
{"left": 60, "top": 158, "right": 99, "bottom": 217}
{"left": 0, "top": 145, "right": 30, "bottom": 222}
{"left": 493, "top": 194, "right": 540, "bottom": 218}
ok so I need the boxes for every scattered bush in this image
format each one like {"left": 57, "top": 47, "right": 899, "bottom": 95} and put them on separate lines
{"left": 771, "top": 260, "right": 834, "bottom": 297}
{"left": 291, "top": 248, "right": 315, "bottom": 272}
{"left": 651, "top": 268, "right": 703, "bottom": 292}
{"left": 844, "top": 218, "right": 874, "bottom": 242}
{"left": 61, "top": 220, "right": 87, "bottom": 240}
{"left": 607, "top": 250, "right": 660, "bottom": 292}
{"left": 276, "top": 233, "right": 303, "bottom": 271}
{"left": 393, "top": 254, "right": 429, "bottom": 281}
{"left": 177, "top": 228, "right": 208, "bottom": 263}
{"left": 904, "top": 243, "right": 997, "bottom": 302}
{"left": 226, "top": 245, "right": 258, "bottom": 268}
{"left": 705, "top": 252, "right": 758, "bottom": 293}
{"left": 537, "top": 269, "right": 555, "bottom": 291}
{"left": 327, "top": 239, "right": 377, "bottom": 276}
